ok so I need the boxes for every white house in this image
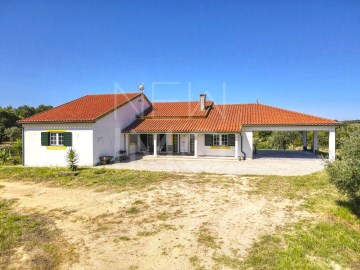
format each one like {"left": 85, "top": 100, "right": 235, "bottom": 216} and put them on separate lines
{"left": 19, "top": 91, "right": 340, "bottom": 167}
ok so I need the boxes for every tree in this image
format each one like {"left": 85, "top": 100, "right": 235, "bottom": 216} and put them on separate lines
{"left": 36, "top": 105, "right": 53, "bottom": 114}
{"left": 326, "top": 129, "right": 360, "bottom": 204}
{"left": 15, "top": 105, "right": 36, "bottom": 118}
{"left": 4, "top": 127, "right": 21, "bottom": 141}
{"left": 0, "top": 108, "right": 20, "bottom": 143}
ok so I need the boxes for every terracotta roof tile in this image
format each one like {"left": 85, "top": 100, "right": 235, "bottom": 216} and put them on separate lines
{"left": 124, "top": 103, "right": 339, "bottom": 133}
{"left": 19, "top": 93, "right": 141, "bottom": 123}
{"left": 143, "top": 101, "right": 213, "bottom": 118}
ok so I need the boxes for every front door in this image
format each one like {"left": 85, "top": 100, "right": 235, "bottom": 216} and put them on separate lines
{"left": 180, "top": 134, "right": 189, "bottom": 153}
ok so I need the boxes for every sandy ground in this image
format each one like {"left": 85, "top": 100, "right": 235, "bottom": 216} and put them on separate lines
{"left": 106, "top": 152, "right": 324, "bottom": 176}
{"left": 0, "top": 176, "right": 309, "bottom": 270}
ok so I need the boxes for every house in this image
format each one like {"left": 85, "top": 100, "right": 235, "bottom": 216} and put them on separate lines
{"left": 19, "top": 91, "right": 340, "bottom": 167}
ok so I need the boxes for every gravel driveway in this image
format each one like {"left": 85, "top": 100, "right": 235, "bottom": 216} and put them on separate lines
{"left": 105, "top": 150, "right": 325, "bottom": 176}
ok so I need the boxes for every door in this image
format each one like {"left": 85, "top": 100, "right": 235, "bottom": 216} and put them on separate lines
{"left": 180, "top": 134, "right": 189, "bottom": 153}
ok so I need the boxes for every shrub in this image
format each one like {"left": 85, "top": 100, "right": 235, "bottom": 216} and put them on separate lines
{"left": 326, "top": 129, "right": 360, "bottom": 203}
{"left": 65, "top": 148, "right": 79, "bottom": 171}
{"left": 12, "top": 138, "right": 22, "bottom": 156}
{"left": 0, "top": 149, "right": 12, "bottom": 164}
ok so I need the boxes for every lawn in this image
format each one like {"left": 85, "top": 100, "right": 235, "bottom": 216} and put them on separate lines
{"left": 0, "top": 166, "right": 359, "bottom": 269}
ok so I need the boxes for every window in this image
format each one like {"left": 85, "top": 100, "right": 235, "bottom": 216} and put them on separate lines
{"left": 50, "top": 132, "right": 64, "bottom": 146}
{"left": 213, "top": 134, "right": 228, "bottom": 146}
{"left": 213, "top": 135, "right": 220, "bottom": 146}
{"left": 221, "top": 134, "right": 228, "bottom": 146}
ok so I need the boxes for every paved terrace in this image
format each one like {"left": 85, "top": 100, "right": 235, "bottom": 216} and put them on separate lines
{"left": 104, "top": 150, "right": 326, "bottom": 176}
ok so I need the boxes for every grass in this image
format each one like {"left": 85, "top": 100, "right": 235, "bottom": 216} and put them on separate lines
{"left": 0, "top": 199, "right": 76, "bottom": 269}
{"left": 0, "top": 166, "right": 181, "bottom": 191}
{"left": 126, "top": 207, "right": 140, "bottom": 214}
{"left": 214, "top": 171, "right": 360, "bottom": 270}
{"left": 197, "top": 225, "right": 219, "bottom": 249}
{"left": 0, "top": 167, "right": 359, "bottom": 269}
{"left": 114, "top": 236, "right": 131, "bottom": 242}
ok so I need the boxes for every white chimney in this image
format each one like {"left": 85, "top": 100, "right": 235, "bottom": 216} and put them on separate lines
{"left": 200, "top": 94, "right": 206, "bottom": 111}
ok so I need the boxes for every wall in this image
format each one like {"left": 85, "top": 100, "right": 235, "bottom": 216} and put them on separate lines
{"left": 241, "top": 131, "right": 253, "bottom": 159}
{"left": 197, "top": 134, "right": 236, "bottom": 157}
{"left": 92, "top": 94, "right": 151, "bottom": 164}
{"left": 23, "top": 124, "right": 94, "bottom": 166}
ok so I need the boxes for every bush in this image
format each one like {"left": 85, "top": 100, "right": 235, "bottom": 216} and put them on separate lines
{"left": 65, "top": 148, "right": 79, "bottom": 171}
{"left": 12, "top": 138, "right": 22, "bottom": 156}
{"left": 0, "top": 149, "right": 12, "bottom": 164}
{"left": 3, "top": 127, "right": 21, "bottom": 142}
{"left": 326, "top": 129, "right": 360, "bottom": 203}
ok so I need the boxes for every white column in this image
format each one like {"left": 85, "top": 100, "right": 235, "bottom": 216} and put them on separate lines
{"left": 153, "top": 133, "right": 157, "bottom": 157}
{"left": 241, "top": 131, "right": 253, "bottom": 159}
{"left": 313, "top": 131, "right": 318, "bottom": 154}
{"left": 194, "top": 134, "right": 198, "bottom": 158}
{"left": 125, "top": 134, "right": 130, "bottom": 156}
{"left": 235, "top": 133, "right": 239, "bottom": 159}
{"left": 302, "top": 131, "right": 307, "bottom": 150}
{"left": 329, "top": 130, "right": 336, "bottom": 161}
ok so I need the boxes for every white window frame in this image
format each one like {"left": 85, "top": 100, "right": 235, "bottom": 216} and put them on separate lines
{"left": 213, "top": 134, "right": 228, "bottom": 146}
{"left": 50, "top": 132, "right": 64, "bottom": 146}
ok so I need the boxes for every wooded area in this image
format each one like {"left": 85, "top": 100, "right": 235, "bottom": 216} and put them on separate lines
{"left": 0, "top": 105, "right": 53, "bottom": 143}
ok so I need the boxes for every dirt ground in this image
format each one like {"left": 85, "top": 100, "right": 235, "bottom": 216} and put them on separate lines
{"left": 0, "top": 175, "right": 309, "bottom": 270}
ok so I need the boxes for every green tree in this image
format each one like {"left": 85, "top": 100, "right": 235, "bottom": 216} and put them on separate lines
{"left": 0, "top": 108, "right": 20, "bottom": 143}
{"left": 14, "top": 105, "right": 36, "bottom": 118}
{"left": 36, "top": 105, "right": 53, "bottom": 114}
{"left": 326, "top": 129, "right": 360, "bottom": 204}
{"left": 4, "top": 127, "right": 21, "bottom": 141}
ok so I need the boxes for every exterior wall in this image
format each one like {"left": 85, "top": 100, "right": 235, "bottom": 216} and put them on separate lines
{"left": 241, "top": 131, "right": 253, "bottom": 159}
{"left": 23, "top": 123, "right": 94, "bottom": 166}
{"left": 197, "top": 134, "right": 236, "bottom": 157}
{"left": 92, "top": 94, "right": 151, "bottom": 164}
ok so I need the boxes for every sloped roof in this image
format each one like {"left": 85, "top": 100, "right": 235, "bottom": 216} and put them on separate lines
{"left": 143, "top": 101, "right": 213, "bottom": 118}
{"left": 19, "top": 93, "right": 142, "bottom": 123}
{"left": 124, "top": 103, "right": 339, "bottom": 133}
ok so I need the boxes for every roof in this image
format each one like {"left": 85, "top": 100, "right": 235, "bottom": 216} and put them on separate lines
{"left": 142, "top": 101, "right": 213, "bottom": 118}
{"left": 19, "top": 93, "right": 142, "bottom": 123}
{"left": 124, "top": 103, "right": 339, "bottom": 133}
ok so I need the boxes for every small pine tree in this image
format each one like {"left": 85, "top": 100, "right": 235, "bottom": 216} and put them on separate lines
{"left": 66, "top": 148, "right": 79, "bottom": 171}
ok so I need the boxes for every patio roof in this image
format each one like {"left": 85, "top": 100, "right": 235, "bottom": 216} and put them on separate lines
{"left": 123, "top": 103, "right": 339, "bottom": 133}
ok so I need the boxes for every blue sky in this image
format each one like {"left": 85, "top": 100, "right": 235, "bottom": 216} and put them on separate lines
{"left": 0, "top": 1, "right": 359, "bottom": 120}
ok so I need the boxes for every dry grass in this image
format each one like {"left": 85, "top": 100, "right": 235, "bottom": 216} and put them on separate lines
{"left": 0, "top": 199, "right": 77, "bottom": 269}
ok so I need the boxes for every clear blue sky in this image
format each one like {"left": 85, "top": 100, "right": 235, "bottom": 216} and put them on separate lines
{"left": 1, "top": 1, "right": 359, "bottom": 120}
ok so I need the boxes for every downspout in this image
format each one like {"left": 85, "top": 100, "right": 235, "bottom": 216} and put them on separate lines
{"left": 240, "top": 132, "right": 246, "bottom": 160}
{"left": 22, "top": 126, "right": 25, "bottom": 166}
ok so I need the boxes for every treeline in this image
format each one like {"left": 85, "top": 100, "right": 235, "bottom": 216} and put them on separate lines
{"left": 254, "top": 121, "right": 360, "bottom": 151}
{"left": 0, "top": 105, "right": 53, "bottom": 143}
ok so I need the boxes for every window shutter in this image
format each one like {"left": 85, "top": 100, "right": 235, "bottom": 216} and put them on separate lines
{"left": 63, "top": 132, "right": 72, "bottom": 146}
{"left": 205, "top": 134, "right": 213, "bottom": 146}
{"left": 228, "top": 134, "right": 235, "bottom": 146}
{"left": 41, "top": 132, "right": 49, "bottom": 146}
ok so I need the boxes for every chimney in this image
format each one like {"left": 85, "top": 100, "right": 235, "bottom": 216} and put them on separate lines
{"left": 200, "top": 94, "right": 206, "bottom": 111}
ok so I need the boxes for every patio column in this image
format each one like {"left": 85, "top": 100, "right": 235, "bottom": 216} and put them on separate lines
{"left": 329, "top": 129, "right": 336, "bottom": 161}
{"left": 194, "top": 134, "right": 198, "bottom": 158}
{"left": 235, "top": 133, "right": 239, "bottom": 159}
{"left": 125, "top": 133, "right": 130, "bottom": 156}
{"left": 313, "top": 131, "right": 318, "bottom": 154}
{"left": 302, "top": 131, "right": 307, "bottom": 150}
{"left": 153, "top": 133, "right": 157, "bottom": 157}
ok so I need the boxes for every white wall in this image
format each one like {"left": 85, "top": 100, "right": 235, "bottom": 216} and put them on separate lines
{"left": 241, "top": 131, "right": 253, "bottom": 159}
{"left": 92, "top": 94, "right": 151, "bottom": 164}
{"left": 197, "top": 134, "right": 236, "bottom": 157}
{"left": 23, "top": 124, "right": 94, "bottom": 167}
